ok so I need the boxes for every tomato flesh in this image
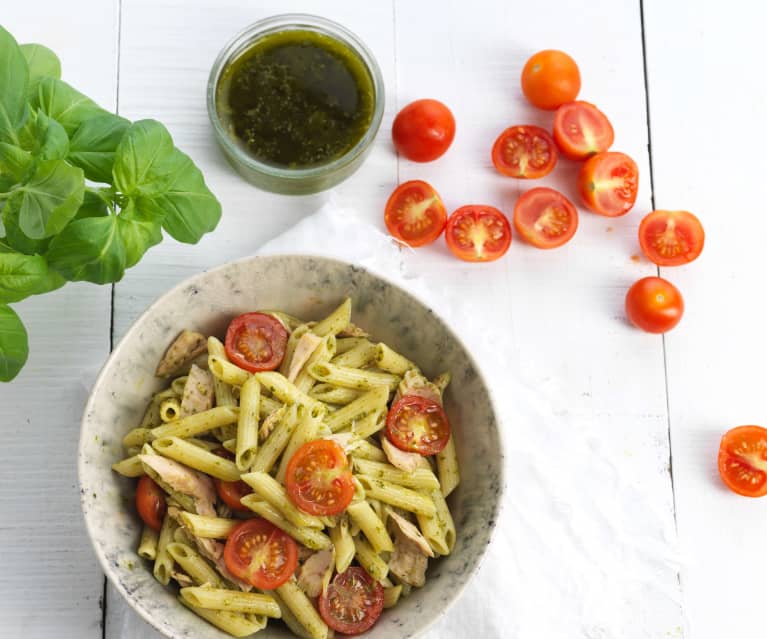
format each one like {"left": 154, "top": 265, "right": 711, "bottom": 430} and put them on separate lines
{"left": 718, "top": 426, "right": 767, "bottom": 497}
{"left": 445, "top": 205, "right": 512, "bottom": 262}
{"left": 392, "top": 99, "right": 456, "bottom": 162}
{"left": 136, "top": 475, "right": 166, "bottom": 532}
{"left": 212, "top": 449, "right": 252, "bottom": 512}
{"left": 553, "top": 101, "right": 614, "bottom": 160}
{"left": 384, "top": 180, "right": 447, "bottom": 247}
{"left": 491, "top": 125, "right": 558, "bottom": 179}
{"left": 638, "top": 210, "right": 705, "bottom": 266}
{"left": 319, "top": 566, "right": 384, "bottom": 635}
{"left": 520, "top": 50, "right": 581, "bottom": 110}
{"left": 223, "top": 519, "right": 298, "bottom": 589}
{"left": 224, "top": 312, "right": 288, "bottom": 373}
{"left": 285, "top": 440, "right": 354, "bottom": 516}
{"left": 578, "top": 151, "right": 639, "bottom": 217}
{"left": 625, "top": 276, "right": 684, "bottom": 333}
{"left": 386, "top": 395, "right": 451, "bottom": 456}
{"left": 513, "top": 187, "right": 578, "bottom": 249}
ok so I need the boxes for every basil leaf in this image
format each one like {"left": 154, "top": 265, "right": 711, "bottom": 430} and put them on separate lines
{"left": 0, "top": 142, "right": 34, "bottom": 183}
{"left": 18, "top": 109, "right": 69, "bottom": 161}
{"left": 0, "top": 303, "right": 28, "bottom": 382}
{"left": 117, "top": 200, "right": 162, "bottom": 268}
{"left": 1, "top": 209, "right": 51, "bottom": 255}
{"left": 0, "top": 27, "right": 29, "bottom": 144}
{"left": 112, "top": 119, "right": 175, "bottom": 196}
{"left": 33, "top": 77, "right": 107, "bottom": 136}
{"left": 20, "top": 43, "right": 61, "bottom": 88}
{"left": 0, "top": 252, "right": 49, "bottom": 303}
{"left": 7, "top": 159, "right": 84, "bottom": 239}
{"left": 46, "top": 215, "right": 125, "bottom": 284}
{"left": 75, "top": 189, "right": 109, "bottom": 220}
{"left": 68, "top": 113, "right": 130, "bottom": 183}
{"left": 0, "top": 217, "right": 5, "bottom": 240}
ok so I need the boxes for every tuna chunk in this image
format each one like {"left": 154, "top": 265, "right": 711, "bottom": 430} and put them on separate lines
{"left": 387, "top": 509, "right": 434, "bottom": 558}
{"left": 180, "top": 364, "right": 214, "bottom": 417}
{"left": 156, "top": 330, "right": 207, "bottom": 377}
{"left": 381, "top": 437, "right": 430, "bottom": 473}
{"left": 297, "top": 548, "right": 334, "bottom": 597}
{"left": 287, "top": 332, "right": 323, "bottom": 383}
{"left": 139, "top": 455, "right": 216, "bottom": 517}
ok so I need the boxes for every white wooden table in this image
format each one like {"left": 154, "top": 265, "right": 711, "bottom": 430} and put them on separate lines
{"left": 1, "top": 1, "right": 763, "bottom": 637}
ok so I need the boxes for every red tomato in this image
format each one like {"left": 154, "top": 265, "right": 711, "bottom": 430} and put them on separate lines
{"left": 223, "top": 518, "right": 298, "bottom": 589}
{"left": 445, "top": 205, "right": 512, "bottom": 262}
{"left": 520, "top": 50, "right": 581, "bottom": 110}
{"left": 212, "top": 449, "right": 252, "bottom": 512}
{"left": 319, "top": 567, "right": 385, "bottom": 635}
{"left": 285, "top": 440, "right": 354, "bottom": 516}
{"left": 578, "top": 151, "right": 639, "bottom": 217}
{"left": 392, "top": 99, "right": 456, "bottom": 162}
{"left": 386, "top": 395, "right": 451, "bottom": 456}
{"left": 625, "top": 276, "right": 684, "bottom": 333}
{"left": 136, "top": 475, "right": 166, "bottom": 532}
{"left": 224, "top": 312, "right": 288, "bottom": 373}
{"left": 513, "top": 187, "right": 578, "bottom": 249}
{"left": 553, "top": 101, "right": 614, "bottom": 160}
{"left": 638, "top": 210, "right": 705, "bottom": 266}
{"left": 384, "top": 180, "right": 447, "bottom": 247}
{"left": 491, "top": 125, "right": 558, "bottom": 179}
{"left": 718, "top": 426, "right": 767, "bottom": 498}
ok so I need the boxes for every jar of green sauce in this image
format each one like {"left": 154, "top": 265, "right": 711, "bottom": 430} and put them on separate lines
{"left": 208, "top": 15, "right": 385, "bottom": 195}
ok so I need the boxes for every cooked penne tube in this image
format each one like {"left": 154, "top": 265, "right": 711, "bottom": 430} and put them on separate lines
{"left": 294, "top": 334, "right": 336, "bottom": 393}
{"left": 346, "top": 501, "right": 393, "bottom": 553}
{"left": 275, "top": 406, "right": 319, "bottom": 483}
{"left": 353, "top": 458, "right": 440, "bottom": 491}
{"left": 347, "top": 439, "right": 387, "bottom": 463}
{"left": 352, "top": 535, "right": 389, "bottom": 581}
{"left": 335, "top": 337, "right": 369, "bottom": 355}
{"left": 206, "top": 335, "right": 226, "bottom": 358}
{"left": 122, "top": 427, "right": 153, "bottom": 448}
{"left": 312, "top": 298, "right": 351, "bottom": 338}
{"left": 178, "top": 512, "right": 238, "bottom": 539}
{"left": 159, "top": 398, "right": 182, "bottom": 422}
{"left": 374, "top": 343, "right": 417, "bottom": 375}
{"left": 209, "top": 355, "right": 250, "bottom": 387}
{"left": 137, "top": 525, "right": 159, "bottom": 560}
{"left": 259, "top": 395, "right": 282, "bottom": 418}
{"left": 221, "top": 438, "right": 237, "bottom": 454}
{"left": 153, "top": 513, "right": 177, "bottom": 586}
{"left": 416, "top": 488, "right": 456, "bottom": 556}
{"left": 235, "top": 376, "right": 260, "bottom": 471}
{"left": 254, "top": 371, "right": 323, "bottom": 413}
{"left": 432, "top": 371, "right": 451, "bottom": 394}
{"left": 185, "top": 437, "right": 220, "bottom": 451}
{"left": 279, "top": 323, "right": 311, "bottom": 376}
{"left": 151, "top": 406, "right": 239, "bottom": 440}
{"left": 112, "top": 455, "right": 144, "bottom": 477}
{"left": 436, "top": 434, "right": 460, "bottom": 497}
{"left": 383, "top": 584, "right": 403, "bottom": 609}
{"left": 276, "top": 578, "right": 329, "bottom": 639}
{"left": 351, "top": 409, "right": 386, "bottom": 439}
{"left": 308, "top": 361, "right": 400, "bottom": 392}
{"left": 239, "top": 497, "right": 331, "bottom": 550}
{"left": 356, "top": 476, "right": 437, "bottom": 516}
{"left": 171, "top": 375, "right": 189, "bottom": 396}
{"left": 241, "top": 471, "right": 324, "bottom": 529}
{"left": 325, "top": 385, "right": 389, "bottom": 433}
{"left": 138, "top": 396, "right": 163, "bottom": 429}
{"left": 270, "top": 591, "right": 313, "bottom": 639}
{"left": 180, "top": 587, "right": 281, "bottom": 617}
{"left": 329, "top": 515, "right": 355, "bottom": 574}
{"left": 167, "top": 542, "right": 225, "bottom": 588}
{"left": 330, "top": 339, "right": 376, "bottom": 368}
{"left": 308, "top": 384, "right": 362, "bottom": 405}
{"left": 179, "top": 598, "right": 267, "bottom": 637}
{"left": 252, "top": 404, "right": 299, "bottom": 473}
{"left": 152, "top": 437, "right": 240, "bottom": 482}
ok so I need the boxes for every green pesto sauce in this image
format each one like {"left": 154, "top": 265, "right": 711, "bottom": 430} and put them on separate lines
{"left": 216, "top": 29, "right": 375, "bottom": 168}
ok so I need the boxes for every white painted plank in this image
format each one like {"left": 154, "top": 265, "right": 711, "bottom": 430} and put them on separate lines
{"left": 645, "top": 1, "right": 767, "bottom": 637}
{"left": 0, "top": 3, "right": 119, "bottom": 637}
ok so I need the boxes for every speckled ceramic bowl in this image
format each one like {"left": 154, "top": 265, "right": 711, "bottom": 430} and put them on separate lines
{"left": 79, "top": 255, "right": 504, "bottom": 639}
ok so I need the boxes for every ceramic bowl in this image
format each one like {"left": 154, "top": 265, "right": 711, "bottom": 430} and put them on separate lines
{"left": 79, "top": 254, "right": 504, "bottom": 639}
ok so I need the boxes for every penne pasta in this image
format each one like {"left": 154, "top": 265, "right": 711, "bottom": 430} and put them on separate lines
{"left": 436, "top": 434, "right": 461, "bottom": 497}
{"left": 178, "top": 512, "right": 238, "bottom": 539}
{"left": 241, "top": 471, "right": 324, "bottom": 529}
{"left": 275, "top": 405, "right": 319, "bottom": 483}
{"left": 209, "top": 355, "right": 251, "bottom": 387}
{"left": 312, "top": 298, "right": 352, "bottom": 338}
{"left": 151, "top": 406, "right": 239, "bottom": 440}
{"left": 111, "top": 454, "right": 144, "bottom": 477}
{"left": 167, "top": 542, "right": 225, "bottom": 588}
{"left": 374, "top": 342, "right": 418, "bottom": 375}
{"left": 356, "top": 476, "right": 437, "bottom": 516}
{"left": 346, "top": 500, "right": 393, "bottom": 553}
{"left": 353, "top": 458, "right": 440, "bottom": 491}
{"left": 308, "top": 361, "right": 400, "bottom": 392}
{"left": 276, "top": 578, "right": 329, "bottom": 639}
{"left": 235, "top": 376, "right": 260, "bottom": 471}
{"left": 137, "top": 525, "right": 159, "bottom": 561}
{"left": 352, "top": 535, "right": 389, "bottom": 581}
{"left": 180, "top": 587, "right": 281, "bottom": 617}
{"left": 325, "top": 385, "right": 389, "bottom": 433}
{"left": 308, "top": 383, "right": 362, "bottom": 405}
{"left": 179, "top": 598, "right": 267, "bottom": 638}
{"left": 329, "top": 515, "right": 355, "bottom": 574}
{"left": 330, "top": 339, "right": 376, "bottom": 369}
{"left": 252, "top": 404, "right": 299, "bottom": 473}
{"left": 152, "top": 437, "right": 240, "bottom": 481}
{"left": 153, "top": 513, "right": 177, "bottom": 586}
{"left": 383, "top": 584, "right": 403, "bottom": 609}
{"left": 159, "top": 398, "right": 182, "bottom": 422}
{"left": 240, "top": 497, "right": 331, "bottom": 551}
{"left": 416, "top": 487, "right": 456, "bottom": 556}
{"left": 254, "top": 371, "right": 324, "bottom": 413}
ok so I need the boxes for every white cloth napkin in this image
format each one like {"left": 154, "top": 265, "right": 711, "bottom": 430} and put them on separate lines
{"left": 258, "top": 199, "right": 683, "bottom": 639}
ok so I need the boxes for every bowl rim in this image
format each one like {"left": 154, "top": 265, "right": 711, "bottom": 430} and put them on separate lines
{"left": 78, "top": 253, "right": 507, "bottom": 639}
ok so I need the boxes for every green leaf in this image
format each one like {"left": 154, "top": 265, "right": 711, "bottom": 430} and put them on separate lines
{"left": 75, "top": 189, "right": 109, "bottom": 220}
{"left": 0, "top": 303, "right": 28, "bottom": 381}
{"left": 20, "top": 43, "right": 61, "bottom": 90}
{"left": 1, "top": 210, "right": 51, "bottom": 255}
{"left": 112, "top": 119, "right": 175, "bottom": 197}
{"left": 46, "top": 215, "right": 125, "bottom": 284}
{"left": 0, "top": 27, "right": 29, "bottom": 144}
{"left": 7, "top": 159, "right": 84, "bottom": 239}
{"left": 117, "top": 199, "right": 162, "bottom": 268}
{"left": 18, "top": 109, "right": 69, "bottom": 161}
{"left": 33, "top": 77, "right": 107, "bottom": 136}
{"left": 0, "top": 252, "right": 50, "bottom": 303}
{"left": 68, "top": 113, "right": 130, "bottom": 183}
{"left": 0, "top": 142, "right": 34, "bottom": 183}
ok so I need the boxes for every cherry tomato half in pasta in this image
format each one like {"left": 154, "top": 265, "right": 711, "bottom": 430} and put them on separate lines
{"left": 392, "top": 99, "right": 456, "bottom": 162}
{"left": 638, "top": 210, "right": 705, "bottom": 266}
{"left": 136, "top": 475, "right": 166, "bottom": 532}
{"left": 285, "top": 439, "right": 355, "bottom": 516}
{"left": 578, "top": 151, "right": 639, "bottom": 217}
{"left": 553, "top": 101, "right": 614, "bottom": 160}
{"left": 718, "top": 425, "right": 767, "bottom": 498}
{"left": 513, "top": 187, "right": 578, "bottom": 249}
{"left": 384, "top": 180, "right": 447, "bottom": 247}
{"left": 445, "top": 205, "right": 512, "bottom": 262}
{"left": 386, "top": 395, "right": 451, "bottom": 456}
{"left": 319, "top": 567, "right": 385, "bottom": 635}
{"left": 223, "top": 518, "right": 298, "bottom": 590}
{"left": 224, "top": 312, "right": 288, "bottom": 373}
{"left": 520, "top": 50, "right": 581, "bottom": 110}
{"left": 625, "top": 276, "right": 684, "bottom": 333}
{"left": 491, "top": 125, "right": 558, "bottom": 179}
{"left": 213, "top": 449, "right": 252, "bottom": 512}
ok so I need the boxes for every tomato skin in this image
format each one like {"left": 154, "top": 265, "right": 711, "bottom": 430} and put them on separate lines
{"left": 392, "top": 99, "right": 456, "bottom": 162}
{"left": 285, "top": 440, "right": 355, "bottom": 516}
{"left": 625, "top": 276, "right": 684, "bottom": 333}
{"left": 136, "top": 475, "right": 166, "bottom": 532}
{"left": 491, "top": 125, "right": 558, "bottom": 179}
{"left": 718, "top": 426, "right": 767, "bottom": 498}
{"left": 513, "top": 187, "right": 578, "bottom": 249}
{"left": 553, "top": 101, "right": 614, "bottom": 160}
{"left": 578, "top": 151, "right": 639, "bottom": 217}
{"left": 224, "top": 312, "right": 288, "bottom": 373}
{"left": 521, "top": 50, "right": 581, "bottom": 110}
{"left": 212, "top": 449, "right": 252, "bottom": 512}
{"left": 223, "top": 519, "right": 298, "bottom": 589}
{"left": 445, "top": 205, "right": 512, "bottom": 262}
{"left": 638, "top": 210, "right": 705, "bottom": 266}
{"left": 384, "top": 180, "right": 447, "bottom": 247}
{"left": 386, "top": 395, "right": 451, "bottom": 456}
{"left": 319, "top": 566, "right": 385, "bottom": 635}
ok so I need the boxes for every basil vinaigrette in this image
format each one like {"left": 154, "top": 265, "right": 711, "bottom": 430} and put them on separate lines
{"left": 215, "top": 29, "right": 375, "bottom": 169}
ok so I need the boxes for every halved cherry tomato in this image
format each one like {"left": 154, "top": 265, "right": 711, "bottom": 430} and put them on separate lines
{"left": 445, "top": 205, "right": 512, "bottom": 262}
{"left": 553, "top": 101, "right": 614, "bottom": 160}
{"left": 718, "top": 426, "right": 767, "bottom": 498}
{"left": 578, "top": 151, "right": 639, "bottom": 217}
{"left": 223, "top": 518, "right": 298, "bottom": 589}
{"left": 491, "top": 125, "right": 558, "bottom": 179}
{"left": 384, "top": 180, "right": 447, "bottom": 247}
{"left": 136, "top": 475, "right": 166, "bottom": 532}
{"left": 319, "top": 566, "right": 384, "bottom": 635}
{"left": 638, "top": 210, "right": 705, "bottom": 266}
{"left": 520, "top": 50, "right": 581, "bottom": 110}
{"left": 625, "top": 276, "right": 684, "bottom": 333}
{"left": 224, "top": 312, "right": 288, "bottom": 373}
{"left": 513, "top": 187, "right": 578, "bottom": 249}
{"left": 285, "top": 439, "right": 354, "bottom": 516}
{"left": 213, "top": 449, "right": 252, "bottom": 512}
{"left": 392, "top": 99, "right": 456, "bottom": 162}
{"left": 386, "top": 395, "right": 451, "bottom": 456}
